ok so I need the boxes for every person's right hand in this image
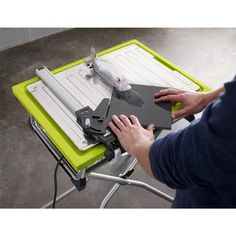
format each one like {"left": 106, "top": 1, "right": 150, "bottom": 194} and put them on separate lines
{"left": 154, "top": 88, "right": 209, "bottom": 119}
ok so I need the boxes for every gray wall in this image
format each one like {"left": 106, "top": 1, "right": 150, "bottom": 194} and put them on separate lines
{"left": 0, "top": 28, "right": 67, "bottom": 51}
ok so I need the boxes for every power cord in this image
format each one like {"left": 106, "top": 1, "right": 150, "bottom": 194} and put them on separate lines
{"left": 52, "top": 156, "right": 63, "bottom": 208}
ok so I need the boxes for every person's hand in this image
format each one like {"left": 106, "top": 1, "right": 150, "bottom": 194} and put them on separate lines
{"left": 109, "top": 114, "right": 155, "bottom": 176}
{"left": 154, "top": 88, "right": 209, "bottom": 119}
{"left": 108, "top": 114, "right": 154, "bottom": 157}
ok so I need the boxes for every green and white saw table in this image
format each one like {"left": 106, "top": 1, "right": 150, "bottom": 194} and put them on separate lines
{"left": 12, "top": 39, "right": 210, "bottom": 208}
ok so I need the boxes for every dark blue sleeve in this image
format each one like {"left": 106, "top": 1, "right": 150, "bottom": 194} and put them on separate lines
{"left": 149, "top": 79, "right": 236, "bottom": 189}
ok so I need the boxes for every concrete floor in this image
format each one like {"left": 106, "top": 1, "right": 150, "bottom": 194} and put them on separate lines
{"left": 0, "top": 28, "right": 235, "bottom": 208}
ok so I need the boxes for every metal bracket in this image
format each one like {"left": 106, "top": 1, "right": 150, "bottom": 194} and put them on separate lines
{"left": 76, "top": 98, "right": 110, "bottom": 136}
{"left": 71, "top": 178, "right": 87, "bottom": 191}
{"left": 76, "top": 98, "right": 124, "bottom": 161}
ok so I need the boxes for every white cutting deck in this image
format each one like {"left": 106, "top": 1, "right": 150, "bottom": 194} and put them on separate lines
{"left": 27, "top": 44, "right": 199, "bottom": 150}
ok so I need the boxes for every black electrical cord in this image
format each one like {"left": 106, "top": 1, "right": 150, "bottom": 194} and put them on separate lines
{"left": 52, "top": 156, "right": 63, "bottom": 208}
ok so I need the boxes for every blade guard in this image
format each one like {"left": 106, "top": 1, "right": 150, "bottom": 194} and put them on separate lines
{"left": 85, "top": 47, "right": 132, "bottom": 92}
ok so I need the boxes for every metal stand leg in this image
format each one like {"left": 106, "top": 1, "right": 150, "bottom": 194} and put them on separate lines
{"left": 100, "top": 156, "right": 174, "bottom": 207}
{"left": 100, "top": 184, "right": 120, "bottom": 208}
{"left": 100, "top": 159, "right": 138, "bottom": 208}
{"left": 87, "top": 172, "right": 174, "bottom": 203}
{"left": 42, "top": 186, "right": 77, "bottom": 208}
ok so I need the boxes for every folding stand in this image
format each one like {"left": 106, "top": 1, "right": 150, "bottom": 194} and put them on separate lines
{"left": 28, "top": 116, "right": 174, "bottom": 208}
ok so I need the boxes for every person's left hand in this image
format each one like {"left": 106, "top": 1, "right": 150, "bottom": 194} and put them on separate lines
{"left": 108, "top": 114, "right": 154, "bottom": 157}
